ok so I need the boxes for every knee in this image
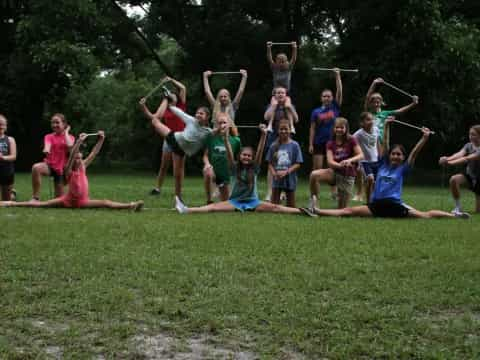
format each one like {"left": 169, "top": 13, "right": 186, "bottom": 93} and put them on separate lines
{"left": 449, "top": 175, "right": 460, "bottom": 186}
{"left": 32, "top": 163, "right": 42, "bottom": 174}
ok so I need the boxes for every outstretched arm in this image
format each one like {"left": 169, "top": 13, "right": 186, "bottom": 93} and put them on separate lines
{"left": 254, "top": 124, "right": 268, "bottom": 166}
{"left": 364, "top": 78, "right": 382, "bottom": 111}
{"left": 84, "top": 131, "right": 105, "bottom": 168}
{"left": 203, "top": 71, "right": 215, "bottom": 107}
{"left": 439, "top": 148, "right": 467, "bottom": 166}
{"left": 290, "top": 42, "right": 297, "bottom": 66}
{"left": 64, "top": 133, "right": 86, "bottom": 177}
{"left": 334, "top": 68, "right": 343, "bottom": 106}
{"left": 167, "top": 76, "right": 187, "bottom": 104}
{"left": 266, "top": 42, "right": 274, "bottom": 66}
{"left": 64, "top": 125, "right": 74, "bottom": 149}
{"left": 232, "top": 69, "right": 248, "bottom": 106}
{"left": 407, "top": 127, "right": 431, "bottom": 166}
{"left": 393, "top": 95, "right": 419, "bottom": 115}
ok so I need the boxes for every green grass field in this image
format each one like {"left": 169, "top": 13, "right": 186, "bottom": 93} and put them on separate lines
{"left": 1, "top": 172, "right": 479, "bottom": 359}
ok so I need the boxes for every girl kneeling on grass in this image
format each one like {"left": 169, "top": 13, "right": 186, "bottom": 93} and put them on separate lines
{"left": 266, "top": 118, "right": 303, "bottom": 207}
{"left": 439, "top": 124, "right": 480, "bottom": 214}
{"left": 1, "top": 132, "right": 144, "bottom": 211}
{"left": 312, "top": 118, "right": 470, "bottom": 219}
{"left": 309, "top": 117, "right": 364, "bottom": 209}
{"left": 175, "top": 124, "right": 314, "bottom": 216}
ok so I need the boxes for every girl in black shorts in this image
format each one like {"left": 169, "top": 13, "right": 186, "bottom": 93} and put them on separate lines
{"left": 0, "top": 115, "right": 17, "bottom": 200}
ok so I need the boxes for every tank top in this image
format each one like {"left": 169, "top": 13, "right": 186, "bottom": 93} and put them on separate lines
{"left": 0, "top": 135, "right": 14, "bottom": 175}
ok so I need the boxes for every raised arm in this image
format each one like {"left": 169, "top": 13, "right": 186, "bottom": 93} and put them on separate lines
{"left": 64, "top": 125, "right": 74, "bottom": 148}
{"left": 153, "top": 97, "right": 170, "bottom": 119}
{"left": 254, "top": 124, "right": 268, "bottom": 166}
{"left": 232, "top": 69, "right": 248, "bottom": 106}
{"left": 84, "top": 131, "right": 105, "bottom": 168}
{"left": 266, "top": 42, "right": 274, "bottom": 66}
{"left": 334, "top": 68, "right": 343, "bottom": 106}
{"left": 0, "top": 137, "right": 17, "bottom": 161}
{"left": 64, "top": 133, "right": 86, "bottom": 177}
{"left": 223, "top": 127, "right": 235, "bottom": 168}
{"left": 167, "top": 76, "right": 187, "bottom": 104}
{"left": 407, "top": 127, "right": 431, "bottom": 166}
{"left": 364, "top": 78, "right": 382, "bottom": 111}
{"left": 393, "top": 95, "right": 419, "bottom": 115}
{"left": 290, "top": 41, "right": 297, "bottom": 66}
{"left": 202, "top": 71, "right": 215, "bottom": 107}
{"left": 139, "top": 97, "right": 155, "bottom": 119}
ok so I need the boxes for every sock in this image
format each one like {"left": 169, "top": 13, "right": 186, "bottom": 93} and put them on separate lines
{"left": 454, "top": 198, "right": 461, "bottom": 210}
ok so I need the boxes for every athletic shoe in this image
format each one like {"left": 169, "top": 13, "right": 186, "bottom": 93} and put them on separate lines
{"left": 264, "top": 195, "right": 271, "bottom": 202}
{"left": 299, "top": 207, "right": 318, "bottom": 217}
{"left": 11, "top": 189, "right": 17, "bottom": 201}
{"left": 308, "top": 195, "right": 317, "bottom": 212}
{"left": 175, "top": 195, "right": 188, "bottom": 214}
{"left": 150, "top": 188, "right": 161, "bottom": 196}
{"left": 450, "top": 207, "right": 462, "bottom": 215}
{"left": 454, "top": 210, "right": 471, "bottom": 219}
{"left": 280, "top": 192, "right": 287, "bottom": 201}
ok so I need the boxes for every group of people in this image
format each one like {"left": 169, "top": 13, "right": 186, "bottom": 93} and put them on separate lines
{"left": 0, "top": 42, "right": 479, "bottom": 218}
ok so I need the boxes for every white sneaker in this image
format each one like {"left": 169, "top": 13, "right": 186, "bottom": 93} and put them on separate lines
{"left": 308, "top": 195, "right": 317, "bottom": 212}
{"left": 175, "top": 196, "right": 188, "bottom": 214}
{"left": 454, "top": 210, "right": 471, "bottom": 219}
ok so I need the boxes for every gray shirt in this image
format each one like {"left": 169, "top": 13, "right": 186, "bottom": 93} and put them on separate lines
{"left": 169, "top": 106, "right": 213, "bottom": 156}
{"left": 266, "top": 140, "right": 303, "bottom": 191}
{"left": 463, "top": 142, "right": 480, "bottom": 180}
{"left": 353, "top": 128, "right": 379, "bottom": 162}
{"left": 272, "top": 64, "right": 292, "bottom": 91}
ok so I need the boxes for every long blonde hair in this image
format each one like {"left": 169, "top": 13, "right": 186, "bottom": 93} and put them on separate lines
{"left": 213, "top": 89, "right": 238, "bottom": 136}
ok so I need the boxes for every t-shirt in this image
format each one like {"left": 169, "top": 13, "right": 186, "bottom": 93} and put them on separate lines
{"left": 271, "top": 64, "right": 293, "bottom": 91}
{"left": 326, "top": 137, "right": 358, "bottom": 177}
{"left": 163, "top": 101, "right": 186, "bottom": 132}
{"left": 229, "top": 164, "right": 261, "bottom": 202}
{"left": 310, "top": 101, "right": 340, "bottom": 145}
{"left": 0, "top": 135, "right": 14, "bottom": 175}
{"left": 371, "top": 156, "right": 410, "bottom": 203}
{"left": 372, "top": 109, "right": 396, "bottom": 143}
{"left": 266, "top": 140, "right": 303, "bottom": 191}
{"left": 169, "top": 106, "right": 213, "bottom": 156}
{"left": 463, "top": 142, "right": 480, "bottom": 180}
{"left": 206, "top": 135, "right": 241, "bottom": 181}
{"left": 64, "top": 163, "right": 89, "bottom": 206}
{"left": 44, "top": 132, "right": 75, "bottom": 174}
{"left": 353, "top": 127, "right": 379, "bottom": 162}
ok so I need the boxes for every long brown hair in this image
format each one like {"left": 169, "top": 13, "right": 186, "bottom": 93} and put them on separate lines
{"left": 332, "top": 117, "right": 352, "bottom": 144}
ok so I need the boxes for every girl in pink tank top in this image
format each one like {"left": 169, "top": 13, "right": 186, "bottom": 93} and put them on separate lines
{"left": 2, "top": 132, "right": 143, "bottom": 211}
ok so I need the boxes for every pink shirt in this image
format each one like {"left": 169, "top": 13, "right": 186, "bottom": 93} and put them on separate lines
{"left": 62, "top": 164, "right": 89, "bottom": 208}
{"left": 44, "top": 133, "right": 75, "bottom": 174}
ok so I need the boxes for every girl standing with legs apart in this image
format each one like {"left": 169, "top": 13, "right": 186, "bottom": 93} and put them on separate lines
{"left": 312, "top": 117, "right": 470, "bottom": 219}
{"left": 266, "top": 119, "right": 303, "bottom": 207}
{"left": 148, "top": 76, "right": 187, "bottom": 198}
{"left": 309, "top": 117, "right": 363, "bottom": 209}
{"left": 2, "top": 132, "right": 143, "bottom": 210}
{"left": 439, "top": 125, "right": 480, "bottom": 214}
{"left": 31, "top": 113, "right": 74, "bottom": 200}
{"left": 175, "top": 124, "right": 314, "bottom": 217}
{"left": 203, "top": 69, "right": 248, "bottom": 136}
{"left": 0, "top": 115, "right": 17, "bottom": 200}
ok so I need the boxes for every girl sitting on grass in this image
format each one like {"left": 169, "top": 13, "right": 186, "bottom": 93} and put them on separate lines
{"left": 1, "top": 132, "right": 143, "bottom": 210}
{"left": 175, "top": 124, "right": 314, "bottom": 216}
{"left": 439, "top": 124, "right": 480, "bottom": 214}
{"left": 311, "top": 118, "right": 470, "bottom": 219}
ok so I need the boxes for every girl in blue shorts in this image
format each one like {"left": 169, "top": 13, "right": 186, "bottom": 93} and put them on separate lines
{"left": 175, "top": 124, "right": 313, "bottom": 216}
{"left": 311, "top": 118, "right": 470, "bottom": 219}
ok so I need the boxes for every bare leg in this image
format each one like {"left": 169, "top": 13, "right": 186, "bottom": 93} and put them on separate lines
{"left": 255, "top": 201, "right": 302, "bottom": 214}
{"left": 151, "top": 119, "right": 172, "bottom": 138}
{"left": 337, "top": 192, "right": 350, "bottom": 209}
{"left": 31, "top": 162, "right": 50, "bottom": 199}
{"left": 172, "top": 153, "right": 185, "bottom": 198}
{"left": 475, "top": 195, "right": 480, "bottom": 213}
{"left": 286, "top": 191, "right": 296, "bottom": 208}
{"left": 265, "top": 168, "right": 273, "bottom": 200}
{"left": 2, "top": 198, "right": 65, "bottom": 208}
{"left": 408, "top": 208, "right": 456, "bottom": 219}
{"left": 314, "top": 205, "right": 372, "bottom": 217}
{"left": 353, "top": 175, "right": 364, "bottom": 201}
{"left": 203, "top": 168, "right": 215, "bottom": 203}
{"left": 219, "top": 184, "right": 230, "bottom": 202}
{"left": 449, "top": 174, "right": 466, "bottom": 203}
{"left": 53, "top": 181, "right": 64, "bottom": 198}
{"left": 1, "top": 185, "right": 13, "bottom": 201}
{"left": 312, "top": 154, "right": 324, "bottom": 171}
{"left": 366, "top": 176, "right": 375, "bottom": 204}
{"left": 156, "top": 151, "right": 172, "bottom": 190}
{"left": 82, "top": 199, "right": 142, "bottom": 210}
{"left": 186, "top": 201, "right": 236, "bottom": 213}
{"left": 309, "top": 168, "right": 334, "bottom": 197}
{"left": 271, "top": 188, "right": 281, "bottom": 204}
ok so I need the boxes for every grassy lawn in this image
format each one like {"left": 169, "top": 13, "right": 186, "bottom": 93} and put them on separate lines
{"left": 1, "top": 172, "right": 479, "bottom": 358}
